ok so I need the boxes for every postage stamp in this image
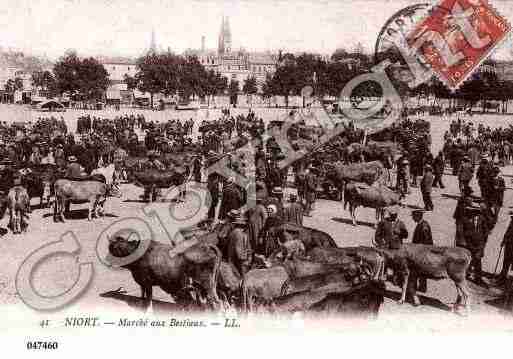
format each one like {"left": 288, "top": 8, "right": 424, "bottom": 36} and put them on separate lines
{"left": 407, "top": 0, "right": 511, "bottom": 90}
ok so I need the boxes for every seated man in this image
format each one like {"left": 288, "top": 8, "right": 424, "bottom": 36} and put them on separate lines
{"left": 65, "top": 156, "right": 86, "bottom": 179}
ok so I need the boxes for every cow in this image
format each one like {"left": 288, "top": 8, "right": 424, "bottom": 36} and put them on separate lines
{"left": 129, "top": 167, "right": 189, "bottom": 202}
{"left": 7, "top": 185, "right": 30, "bottom": 234}
{"left": 107, "top": 237, "right": 222, "bottom": 309}
{"left": 344, "top": 182, "right": 401, "bottom": 226}
{"left": 324, "top": 161, "right": 387, "bottom": 203}
{"left": 241, "top": 257, "right": 348, "bottom": 312}
{"left": 53, "top": 179, "right": 108, "bottom": 222}
{"left": 376, "top": 244, "right": 472, "bottom": 314}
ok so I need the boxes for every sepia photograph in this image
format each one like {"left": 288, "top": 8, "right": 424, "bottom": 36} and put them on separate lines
{"left": 1, "top": 0, "right": 513, "bottom": 355}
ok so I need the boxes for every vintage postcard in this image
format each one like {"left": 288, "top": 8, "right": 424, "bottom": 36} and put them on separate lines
{"left": 0, "top": 0, "right": 513, "bottom": 356}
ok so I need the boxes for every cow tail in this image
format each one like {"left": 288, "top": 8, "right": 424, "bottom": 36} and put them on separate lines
{"left": 240, "top": 275, "right": 249, "bottom": 313}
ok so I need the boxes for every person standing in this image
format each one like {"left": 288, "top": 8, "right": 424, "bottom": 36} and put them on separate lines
{"left": 246, "top": 194, "right": 268, "bottom": 254}
{"left": 410, "top": 209, "right": 433, "bottom": 294}
{"left": 304, "top": 166, "right": 318, "bottom": 217}
{"left": 206, "top": 172, "right": 220, "bottom": 223}
{"left": 218, "top": 177, "right": 243, "bottom": 221}
{"left": 375, "top": 207, "right": 408, "bottom": 250}
{"left": 226, "top": 215, "right": 252, "bottom": 275}
{"left": 192, "top": 155, "right": 202, "bottom": 183}
{"left": 489, "top": 166, "right": 505, "bottom": 223}
{"left": 467, "top": 203, "right": 494, "bottom": 287}
{"left": 283, "top": 193, "right": 304, "bottom": 226}
{"left": 396, "top": 154, "right": 409, "bottom": 198}
{"left": 457, "top": 157, "right": 473, "bottom": 194}
{"left": 420, "top": 164, "right": 434, "bottom": 211}
{"left": 432, "top": 151, "right": 445, "bottom": 189}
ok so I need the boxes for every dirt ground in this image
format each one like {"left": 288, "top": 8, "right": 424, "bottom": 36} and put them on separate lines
{"left": 0, "top": 104, "right": 512, "bottom": 325}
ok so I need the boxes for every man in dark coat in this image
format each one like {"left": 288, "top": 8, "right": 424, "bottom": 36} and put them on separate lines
{"left": 226, "top": 215, "right": 252, "bottom": 275}
{"left": 206, "top": 172, "right": 220, "bottom": 222}
{"left": 304, "top": 167, "right": 318, "bottom": 216}
{"left": 467, "top": 203, "right": 494, "bottom": 287}
{"left": 409, "top": 209, "right": 433, "bottom": 295}
{"left": 283, "top": 193, "right": 303, "bottom": 226}
{"left": 246, "top": 195, "right": 268, "bottom": 255}
{"left": 192, "top": 155, "right": 202, "bottom": 183}
{"left": 420, "top": 164, "right": 434, "bottom": 211}
{"left": 218, "top": 177, "right": 243, "bottom": 221}
{"left": 489, "top": 166, "right": 505, "bottom": 223}
{"left": 432, "top": 151, "right": 445, "bottom": 189}
{"left": 457, "top": 157, "right": 473, "bottom": 193}
{"left": 375, "top": 207, "right": 408, "bottom": 250}
{"left": 453, "top": 186, "right": 476, "bottom": 248}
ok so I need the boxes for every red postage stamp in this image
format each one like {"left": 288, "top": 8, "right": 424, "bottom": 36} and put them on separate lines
{"left": 407, "top": 0, "right": 511, "bottom": 90}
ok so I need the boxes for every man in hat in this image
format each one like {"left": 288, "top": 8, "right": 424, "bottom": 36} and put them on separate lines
{"left": 410, "top": 209, "right": 433, "bottom": 294}
{"left": 396, "top": 153, "right": 409, "bottom": 198}
{"left": 489, "top": 166, "right": 505, "bottom": 223}
{"left": 476, "top": 157, "right": 491, "bottom": 199}
{"left": 192, "top": 155, "right": 202, "bottom": 183}
{"left": 206, "top": 172, "right": 220, "bottom": 222}
{"left": 420, "top": 164, "right": 434, "bottom": 211}
{"left": 432, "top": 151, "right": 445, "bottom": 189}
{"left": 467, "top": 202, "right": 494, "bottom": 286}
{"left": 457, "top": 156, "right": 473, "bottom": 194}
{"left": 453, "top": 185, "right": 476, "bottom": 248}
{"left": 304, "top": 166, "right": 318, "bottom": 216}
{"left": 495, "top": 210, "right": 513, "bottom": 286}
{"left": 247, "top": 193, "right": 268, "bottom": 255}
{"left": 55, "top": 143, "right": 66, "bottom": 168}
{"left": 267, "top": 187, "right": 284, "bottom": 219}
{"left": 375, "top": 207, "right": 408, "bottom": 250}
{"left": 65, "top": 156, "right": 84, "bottom": 178}
{"left": 283, "top": 193, "right": 303, "bottom": 226}
{"left": 218, "top": 177, "right": 243, "bottom": 221}
{"left": 226, "top": 213, "right": 252, "bottom": 275}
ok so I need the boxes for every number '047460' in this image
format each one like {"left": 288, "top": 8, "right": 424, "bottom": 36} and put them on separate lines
{"left": 26, "top": 341, "right": 59, "bottom": 350}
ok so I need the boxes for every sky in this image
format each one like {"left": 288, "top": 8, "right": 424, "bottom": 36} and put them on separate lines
{"left": 1, "top": 0, "right": 512, "bottom": 60}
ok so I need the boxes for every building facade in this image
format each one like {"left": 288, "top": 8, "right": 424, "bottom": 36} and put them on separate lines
{"left": 185, "top": 16, "right": 278, "bottom": 91}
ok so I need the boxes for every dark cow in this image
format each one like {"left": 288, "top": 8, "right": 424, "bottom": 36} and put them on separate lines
{"left": 107, "top": 237, "right": 222, "bottom": 309}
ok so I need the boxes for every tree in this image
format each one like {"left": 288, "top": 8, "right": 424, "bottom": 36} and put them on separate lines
{"left": 134, "top": 53, "right": 164, "bottom": 107}
{"left": 228, "top": 78, "right": 239, "bottom": 106}
{"left": 53, "top": 52, "right": 109, "bottom": 101}
{"left": 242, "top": 76, "right": 258, "bottom": 95}
{"left": 124, "top": 74, "right": 138, "bottom": 90}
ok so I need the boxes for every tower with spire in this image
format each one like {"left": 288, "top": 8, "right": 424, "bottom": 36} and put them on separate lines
{"left": 218, "top": 16, "right": 232, "bottom": 54}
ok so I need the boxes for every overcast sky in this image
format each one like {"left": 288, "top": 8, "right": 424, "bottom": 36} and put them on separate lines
{"left": 1, "top": 0, "right": 512, "bottom": 59}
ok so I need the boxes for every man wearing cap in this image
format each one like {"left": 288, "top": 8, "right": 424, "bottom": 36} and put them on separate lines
{"left": 476, "top": 157, "right": 491, "bottom": 199}
{"left": 283, "top": 193, "right": 303, "bottom": 226}
{"left": 489, "top": 166, "right": 505, "bottom": 223}
{"left": 247, "top": 194, "right": 268, "bottom": 254}
{"left": 226, "top": 213, "right": 252, "bottom": 275}
{"left": 432, "top": 151, "right": 445, "bottom": 189}
{"left": 467, "top": 202, "right": 494, "bottom": 286}
{"left": 267, "top": 187, "right": 284, "bottom": 219}
{"left": 219, "top": 177, "right": 243, "bottom": 221}
{"left": 420, "top": 164, "right": 434, "bottom": 211}
{"left": 192, "top": 155, "right": 202, "bottom": 183}
{"left": 375, "top": 207, "right": 408, "bottom": 250}
{"left": 304, "top": 166, "right": 318, "bottom": 216}
{"left": 396, "top": 154, "right": 409, "bottom": 198}
{"left": 410, "top": 209, "right": 433, "bottom": 293}
{"left": 457, "top": 156, "right": 473, "bottom": 194}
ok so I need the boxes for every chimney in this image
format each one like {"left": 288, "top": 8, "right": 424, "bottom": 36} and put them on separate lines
{"left": 201, "top": 36, "right": 205, "bottom": 52}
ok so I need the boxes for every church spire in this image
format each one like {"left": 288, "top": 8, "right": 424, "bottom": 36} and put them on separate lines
{"left": 218, "top": 15, "right": 232, "bottom": 54}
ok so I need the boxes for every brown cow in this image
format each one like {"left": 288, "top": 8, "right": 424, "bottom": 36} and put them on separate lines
{"left": 108, "top": 237, "right": 222, "bottom": 309}
{"left": 376, "top": 244, "right": 472, "bottom": 314}
{"left": 7, "top": 185, "right": 30, "bottom": 234}
{"left": 53, "top": 179, "right": 108, "bottom": 222}
{"left": 344, "top": 182, "right": 401, "bottom": 226}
